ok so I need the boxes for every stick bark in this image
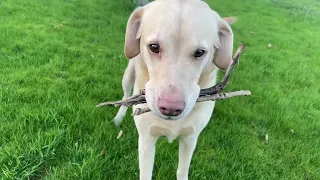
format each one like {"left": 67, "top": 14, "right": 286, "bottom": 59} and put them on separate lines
{"left": 133, "top": 90, "right": 251, "bottom": 116}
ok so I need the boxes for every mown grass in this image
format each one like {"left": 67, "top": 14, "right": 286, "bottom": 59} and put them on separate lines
{"left": 0, "top": 0, "right": 319, "bottom": 179}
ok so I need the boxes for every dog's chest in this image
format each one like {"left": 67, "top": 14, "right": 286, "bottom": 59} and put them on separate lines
{"left": 148, "top": 123, "right": 195, "bottom": 143}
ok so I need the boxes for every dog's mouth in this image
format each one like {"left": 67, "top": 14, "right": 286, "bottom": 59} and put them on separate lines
{"left": 156, "top": 113, "right": 183, "bottom": 121}
{"left": 147, "top": 93, "right": 197, "bottom": 121}
{"left": 144, "top": 82, "right": 199, "bottom": 121}
{"left": 145, "top": 98, "right": 185, "bottom": 120}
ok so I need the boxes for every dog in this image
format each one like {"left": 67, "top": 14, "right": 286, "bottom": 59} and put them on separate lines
{"left": 114, "top": 0, "right": 236, "bottom": 179}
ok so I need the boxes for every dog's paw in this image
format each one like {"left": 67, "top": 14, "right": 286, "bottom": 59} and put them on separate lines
{"left": 113, "top": 115, "right": 124, "bottom": 126}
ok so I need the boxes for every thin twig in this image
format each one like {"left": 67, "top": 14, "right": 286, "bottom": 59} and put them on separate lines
{"left": 96, "top": 94, "right": 146, "bottom": 107}
{"left": 199, "top": 43, "right": 245, "bottom": 96}
{"left": 132, "top": 107, "right": 151, "bottom": 116}
{"left": 197, "top": 90, "right": 251, "bottom": 102}
{"left": 133, "top": 90, "right": 251, "bottom": 115}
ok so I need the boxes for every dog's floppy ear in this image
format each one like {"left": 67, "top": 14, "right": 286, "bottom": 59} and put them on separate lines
{"left": 213, "top": 18, "right": 234, "bottom": 70}
{"left": 222, "top": 17, "right": 237, "bottom": 25}
{"left": 124, "top": 7, "right": 144, "bottom": 59}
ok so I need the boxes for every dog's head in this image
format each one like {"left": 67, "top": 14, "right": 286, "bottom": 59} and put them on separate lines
{"left": 124, "top": 0, "right": 235, "bottom": 120}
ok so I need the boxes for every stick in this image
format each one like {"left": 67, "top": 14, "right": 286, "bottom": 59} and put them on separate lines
{"left": 132, "top": 107, "right": 151, "bottom": 116}
{"left": 197, "top": 90, "right": 251, "bottom": 102}
{"left": 96, "top": 94, "right": 146, "bottom": 107}
{"left": 133, "top": 90, "right": 251, "bottom": 116}
{"left": 199, "top": 43, "right": 245, "bottom": 96}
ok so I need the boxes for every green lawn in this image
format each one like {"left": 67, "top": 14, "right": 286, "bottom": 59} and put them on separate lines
{"left": 0, "top": 0, "right": 319, "bottom": 179}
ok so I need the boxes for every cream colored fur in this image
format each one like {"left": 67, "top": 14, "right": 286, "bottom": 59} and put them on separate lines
{"left": 113, "top": 0, "right": 235, "bottom": 179}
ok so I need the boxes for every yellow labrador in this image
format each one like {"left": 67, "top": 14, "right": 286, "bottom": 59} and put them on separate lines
{"left": 114, "top": 0, "right": 236, "bottom": 179}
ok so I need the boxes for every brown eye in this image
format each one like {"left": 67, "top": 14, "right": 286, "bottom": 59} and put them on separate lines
{"left": 149, "top": 43, "right": 160, "bottom": 53}
{"left": 194, "top": 49, "right": 206, "bottom": 58}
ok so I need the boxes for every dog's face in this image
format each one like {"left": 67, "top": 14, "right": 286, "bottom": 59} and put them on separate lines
{"left": 124, "top": 0, "right": 234, "bottom": 120}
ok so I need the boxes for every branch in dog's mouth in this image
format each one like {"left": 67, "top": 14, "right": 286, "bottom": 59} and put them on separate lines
{"left": 131, "top": 90, "right": 251, "bottom": 116}
{"left": 96, "top": 43, "right": 251, "bottom": 116}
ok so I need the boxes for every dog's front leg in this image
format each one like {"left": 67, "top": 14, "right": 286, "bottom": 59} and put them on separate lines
{"left": 177, "top": 135, "right": 198, "bottom": 180}
{"left": 138, "top": 135, "right": 157, "bottom": 180}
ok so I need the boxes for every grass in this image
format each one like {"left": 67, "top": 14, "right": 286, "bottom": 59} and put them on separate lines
{"left": 0, "top": 0, "right": 319, "bottom": 179}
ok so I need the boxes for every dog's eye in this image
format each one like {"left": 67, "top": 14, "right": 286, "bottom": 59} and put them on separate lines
{"left": 194, "top": 49, "right": 206, "bottom": 58}
{"left": 149, "top": 43, "right": 160, "bottom": 53}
